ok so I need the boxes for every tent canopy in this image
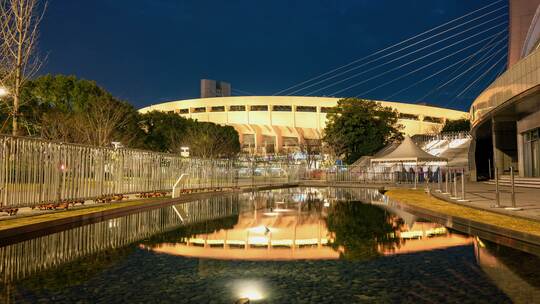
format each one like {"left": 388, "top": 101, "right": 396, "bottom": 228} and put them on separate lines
{"left": 370, "top": 136, "right": 447, "bottom": 163}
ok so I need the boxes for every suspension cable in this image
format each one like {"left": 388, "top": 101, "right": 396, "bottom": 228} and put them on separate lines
{"left": 385, "top": 35, "right": 507, "bottom": 101}
{"left": 272, "top": 0, "right": 506, "bottom": 95}
{"left": 456, "top": 55, "right": 508, "bottom": 98}
{"left": 355, "top": 31, "right": 507, "bottom": 98}
{"left": 412, "top": 33, "right": 508, "bottom": 102}
{"left": 292, "top": 9, "right": 508, "bottom": 96}
{"left": 329, "top": 23, "right": 507, "bottom": 97}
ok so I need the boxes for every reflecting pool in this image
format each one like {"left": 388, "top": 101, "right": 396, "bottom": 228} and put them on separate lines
{"left": 0, "top": 187, "right": 538, "bottom": 303}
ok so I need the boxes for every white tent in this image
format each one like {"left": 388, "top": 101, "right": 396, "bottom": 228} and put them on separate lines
{"left": 370, "top": 136, "right": 447, "bottom": 164}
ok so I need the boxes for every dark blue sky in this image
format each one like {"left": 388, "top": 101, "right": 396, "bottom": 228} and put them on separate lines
{"left": 39, "top": 0, "right": 507, "bottom": 111}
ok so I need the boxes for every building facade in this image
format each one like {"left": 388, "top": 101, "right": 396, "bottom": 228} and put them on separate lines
{"left": 140, "top": 96, "right": 467, "bottom": 154}
{"left": 200, "top": 79, "right": 231, "bottom": 98}
{"left": 470, "top": 2, "right": 540, "bottom": 179}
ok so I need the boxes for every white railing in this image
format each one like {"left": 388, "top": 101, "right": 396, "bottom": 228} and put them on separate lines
{"left": 0, "top": 135, "right": 302, "bottom": 208}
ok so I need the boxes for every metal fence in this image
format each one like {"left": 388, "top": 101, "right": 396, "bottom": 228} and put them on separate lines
{"left": 322, "top": 165, "right": 468, "bottom": 187}
{"left": 1, "top": 135, "right": 291, "bottom": 208}
{"left": 0, "top": 195, "right": 240, "bottom": 283}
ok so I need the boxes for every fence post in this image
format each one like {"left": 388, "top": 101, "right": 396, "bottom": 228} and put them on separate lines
{"left": 444, "top": 169, "right": 449, "bottom": 194}
{"left": 494, "top": 167, "right": 500, "bottom": 207}
{"left": 458, "top": 168, "right": 469, "bottom": 202}
{"left": 510, "top": 166, "right": 517, "bottom": 209}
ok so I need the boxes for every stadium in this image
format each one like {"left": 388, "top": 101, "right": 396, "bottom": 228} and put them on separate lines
{"left": 140, "top": 94, "right": 467, "bottom": 154}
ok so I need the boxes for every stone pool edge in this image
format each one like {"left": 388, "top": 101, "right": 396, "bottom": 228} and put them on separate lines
{"left": 0, "top": 182, "right": 299, "bottom": 245}
{"left": 385, "top": 189, "right": 540, "bottom": 251}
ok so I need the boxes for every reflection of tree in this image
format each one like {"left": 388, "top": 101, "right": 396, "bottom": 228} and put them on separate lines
{"left": 326, "top": 201, "right": 403, "bottom": 260}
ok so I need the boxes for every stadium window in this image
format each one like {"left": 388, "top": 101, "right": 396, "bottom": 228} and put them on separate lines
{"left": 296, "top": 106, "right": 317, "bottom": 112}
{"left": 229, "top": 105, "right": 246, "bottom": 111}
{"left": 423, "top": 116, "right": 443, "bottom": 123}
{"left": 320, "top": 107, "right": 334, "bottom": 113}
{"left": 192, "top": 107, "right": 206, "bottom": 113}
{"left": 250, "top": 105, "right": 268, "bottom": 111}
{"left": 211, "top": 106, "right": 225, "bottom": 112}
{"left": 272, "top": 105, "right": 292, "bottom": 112}
{"left": 399, "top": 113, "right": 419, "bottom": 120}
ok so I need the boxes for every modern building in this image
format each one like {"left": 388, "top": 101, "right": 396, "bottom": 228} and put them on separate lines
{"left": 469, "top": 0, "right": 540, "bottom": 179}
{"left": 140, "top": 95, "right": 467, "bottom": 154}
{"left": 200, "top": 79, "right": 231, "bottom": 98}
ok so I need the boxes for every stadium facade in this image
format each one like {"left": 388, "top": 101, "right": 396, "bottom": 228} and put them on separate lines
{"left": 140, "top": 96, "right": 467, "bottom": 154}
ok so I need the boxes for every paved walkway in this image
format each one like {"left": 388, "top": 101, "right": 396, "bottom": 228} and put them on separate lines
{"left": 431, "top": 182, "right": 540, "bottom": 222}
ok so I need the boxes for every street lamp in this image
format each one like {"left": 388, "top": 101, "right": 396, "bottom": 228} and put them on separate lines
{"left": 0, "top": 87, "right": 9, "bottom": 97}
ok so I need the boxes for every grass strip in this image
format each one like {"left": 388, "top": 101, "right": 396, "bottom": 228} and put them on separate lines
{"left": 386, "top": 189, "right": 540, "bottom": 237}
{"left": 0, "top": 198, "right": 167, "bottom": 231}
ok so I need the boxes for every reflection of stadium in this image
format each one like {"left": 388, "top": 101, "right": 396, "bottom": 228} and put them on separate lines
{"left": 140, "top": 96, "right": 467, "bottom": 154}
{"left": 146, "top": 189, "right": 472, "bottom": 260}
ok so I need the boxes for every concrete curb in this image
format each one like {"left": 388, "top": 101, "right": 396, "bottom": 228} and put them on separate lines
{"left": 385, "top": 195, "right": 540, "bottom": 255}
{"left": 0, "top": 183, "right": 298, "bottom": 246}
{"left": 430, "top": 190, "right": 540, "bottom": 223}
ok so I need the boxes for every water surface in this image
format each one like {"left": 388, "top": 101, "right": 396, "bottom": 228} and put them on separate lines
{"left": 0, "top": 187, "right": 538, "bottom": 303}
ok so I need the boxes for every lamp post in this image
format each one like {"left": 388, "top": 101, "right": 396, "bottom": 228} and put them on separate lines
{"left": 0, "top": 87, "right": 8, "bottom": 97}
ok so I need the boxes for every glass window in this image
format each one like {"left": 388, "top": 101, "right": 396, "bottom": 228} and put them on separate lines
{"left": 272, "top": 105, "right": 292, "bottom": 112}
{"left": 320, "top": 107, "right": 334, "bottom": 113}
{"left": 179, "top": 109, "right": 189, "bottom": 114}
{"left": 229, "top": 105, "right": 246, "bottom": 111}
{"left": 192, "top": 107, "right": 206, "bottom": 113}
{"left": 423, "top": 116, "right": 443, "bottom": 123}
{"left": 211, "top": 106, "right": 225, "bottom": 112}
{"left": 296, "top": 106, "right": 317, "bottom": 112}
{"left": 399, "top": 113, "right": 419, "bottom": 120}
{"left": 250, "top": 105, "right": 268, "bottom": 111}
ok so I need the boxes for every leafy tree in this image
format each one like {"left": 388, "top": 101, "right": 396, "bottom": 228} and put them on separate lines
{"left": 323, "top": 98, "right": 402, "bottom": 164}
{"left": 441, "top": 118, "right": 470, "bottom": 133}
{"left": 182, "top": 122, "right": 240, "bottom": 158}
{"left": 5, "top": 74, "right": 242, "bottom": 157}
{"left": 326, "top": 200, "right": 403, "bottom": 260}
{"left": 138, "top": 111, "right": 194, "bottom": 152}
{"left": 20, "top": 74, "right": 142, "bottom": 147}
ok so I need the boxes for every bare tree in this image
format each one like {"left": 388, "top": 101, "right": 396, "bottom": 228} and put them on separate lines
{"left": 181, "top": 122, "right": 240, "bottom": 158}
{"left": 39, "top": 98, "right": 136, "bottom": 147}
{"left": 299, "top": 138, "right": 322, "bottom": 170}
{"left": 0, "top": 0, "right": 46, "bottom": 136}
{"left": 74, "top": 98, "right": 136, "bottom": 147}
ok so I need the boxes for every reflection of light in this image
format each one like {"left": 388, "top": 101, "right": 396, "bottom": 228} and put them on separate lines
{"left": 476, "top": 237, "right": 485, "bottom": 248}
{"left": 263, "top": 212, "right": 279, "bottom": 216}
{"left": 234, "top": 280, "right": 266, "bottom": 301}
{"left": 249, "top": 236, "right": 269, "bottom": 245}
{"left": 273, "top": 208, "right": 294, "bottom": 212}
{"left": 248, "top": 225, "right": 274, "bottom": 234}
{"left": 323, "top": 202, "right": 330, "bottom": 207}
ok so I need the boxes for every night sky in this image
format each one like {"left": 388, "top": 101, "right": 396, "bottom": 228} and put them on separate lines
{"left": 39, "top": 0, "right": 508, "bottom": 111}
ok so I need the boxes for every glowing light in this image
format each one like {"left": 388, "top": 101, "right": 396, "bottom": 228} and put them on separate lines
{"left": 272, "top": 208, "right": 294, "bottom": 212}
{"left": 248, "top": 236, "right": 269, "bottom": 245}
{"left": 323, "top": 202, "right": 330, "bottom": 207}
{"left": 234, "top": 280, "right": 266, "bottom": 301}
{"left": 248, "top": 225, "right": 273, "bottom": 234}
{"left": 0, "top": 87, "right": 8, "bottom": 97}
